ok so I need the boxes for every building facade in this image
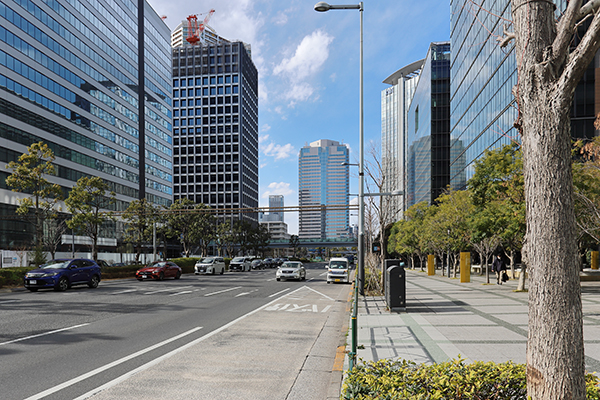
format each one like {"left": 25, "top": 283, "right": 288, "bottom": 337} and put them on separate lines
{"left": 381, "top": 59, "right": 423, "bottom": 216}
{"left": 298, "top": 139, "right": 349, "bottom": 240}
{"left": 0, "top": 0, "right": 173, "bottom": 249}
{"left": 171, "top": 32, "right": 259, "bottom": 223}
{"left": 449, "top": 0, "right": 598, "bottom": 189}
{"left": 406, "top": 42, "right": 451, "bottom": 207}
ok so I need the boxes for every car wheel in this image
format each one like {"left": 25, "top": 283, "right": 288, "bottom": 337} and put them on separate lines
{"left": 220, "top": 268, "right": 224, "bottom": 275}
{"left": 158, "top": 272, "right": 164, "bottom": 280}
{"left": 55, "top": 277, "right": 69, "bottom": 291}
{"left": 27, "top": 288, "right": 38, "bottom": 292}
{"left": 88, "top": 275, "right": 100, "bottom": 288}
{"left": 175, "top": 271, "right": 182, "bottom": 279}
{"left": 276, "top": 278, "right": 280, "bottom": 281}
{"left": 137, "top": 279, "right": 143, "bottom": 281}
{"left": 327, "top": 281, "right": 331, "bottom": 284}
{"left": 212, "top": 269, "right": 216, "bottom": 275}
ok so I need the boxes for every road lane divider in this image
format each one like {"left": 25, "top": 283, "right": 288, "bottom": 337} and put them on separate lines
{"left": 0, "top": 323, "right": 90, "bottom": 346}
{"left": 143, "top": 286, "right": 192, "bottom": 295}
{"left": 268, "top": 288, "right": 290, "bottom": 298}
{"left": 23, "top": 327, "right": 203, "bottom": 400}
{"left": 204, "top": 286, "right": 242, "bottom": 296}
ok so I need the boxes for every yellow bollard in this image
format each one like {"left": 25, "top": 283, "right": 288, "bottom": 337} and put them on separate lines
{"left": 427, "top": 254, "right": 435, "bottom": 276}
{"left": 460, "top": 252, "right": 471, "bottom": 283}
{"left": 592, "top": 251, "right": 599, "bottom": 270}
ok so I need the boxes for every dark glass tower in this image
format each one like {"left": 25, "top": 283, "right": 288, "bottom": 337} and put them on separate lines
{"left": 171, "top": 40, "right": 259, "bottom": 223}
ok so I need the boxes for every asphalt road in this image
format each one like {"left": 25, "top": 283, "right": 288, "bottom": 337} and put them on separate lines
{"left": 0, "top": 263, "right": 351, "bottom": 400}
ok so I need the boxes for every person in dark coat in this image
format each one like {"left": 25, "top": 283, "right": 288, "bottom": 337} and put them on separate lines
{"left": 492, "top": 254, "right": 506, "bottom": 284}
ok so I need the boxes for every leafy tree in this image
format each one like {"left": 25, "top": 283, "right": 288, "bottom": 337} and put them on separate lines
{"left": 389, "top": 202, "right": 432, "bottom": 271}
{"left": 122, "top": 199, "right": 158, "bottom": 263}
{"left": 289, "top": 234, "right": 300, "bottom": 258}
{"left": 43, "top": 217, "right": 68, "bottom": 260}
{"left": 217, "top": 221, "right": 237, "bottom": 257}
{"left": 506, "top": 1, "right": 600, "bottom": 395}
{"left": 65, "top": 177, "right": 116, "bottom": 261}
{"left": 5, "top": 142, "right": 63, "bottom": 250}
{"left": 250, "top": 224, "right": 271, "bottom": 257}
{"left": 166, "top": 199, "right": 214, "bottom": 257}
{"left": 469, "top": 144, "right": 525, "bottom": 285}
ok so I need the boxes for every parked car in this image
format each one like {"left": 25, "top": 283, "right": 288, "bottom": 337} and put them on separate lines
{"left": 195, "top": 257, "right": 225, "bottom": 275}
{"left": 229, "top": 257, "right": 251, "bottom": 272}
{"left": 273, "top": 258, "right": 283, "bottom": 267}
{"left": 263, "top": 258, "right": 274, "bottom": 268}
{"left": 276, "top": 261, "right": 306, "bottom": 281}
{"left": 136, "top": 261, "right": 182, "bottom": 281}
{"left": 251, "top": 259, "right": 263, "bottom": 269}
{"left": 24, "top": 259, "right": 102, "bottom": 292}
{"left": 326, "top": 257, "right": 349, "bottom": 284}
{"left": 96, "top": 260, "right": 110, "bottom": 268}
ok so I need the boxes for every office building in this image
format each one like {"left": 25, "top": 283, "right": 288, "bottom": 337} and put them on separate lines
{"left": 0, "top": 0, "right": 173, "bottom": 249}
{"left": 450, "top": 0, "right": 597, "bottom": 188}
{"left": 298, "top": 139, "right": 349, "bottom": 240}
{"left": 171, "top": 28, "right": 259, "bottom": 223}
{"left": 381, "top": 59, "right": 423, "bottom": 216}
{"left": 406, "top": 42, "right": 451, "bottom": 207}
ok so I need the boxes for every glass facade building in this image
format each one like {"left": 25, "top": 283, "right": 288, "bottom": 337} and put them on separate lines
{"left": 171, "top": 36, "right": 259, "bottom": 223}
{"left": 450, "top": 0, "right": 598, "bottom": 189}
{"left": 298, "top": 139, "right": 349, "bottom": 240}
{"left": 407, "top": 42, "right": 451, "bottom": 207}
{"left": 0, "top": 0, "right": 172, "bottom": 249}
{"left": 381, "top": 59, "right": 422, "bottom": 215}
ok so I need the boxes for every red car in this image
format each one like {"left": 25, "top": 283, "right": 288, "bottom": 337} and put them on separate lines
{"left": 136, "top": 261, "right": 182, "bottom": 281}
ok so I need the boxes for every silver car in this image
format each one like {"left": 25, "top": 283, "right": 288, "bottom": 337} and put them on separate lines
{"left": 195, "top": 257, "right": 225, "bottom": 275}
{"left": 276, "top": 261, "right": 306, "bottom": 281}
{"left": 229, "top": 257, "right": 251, "bottom": 272}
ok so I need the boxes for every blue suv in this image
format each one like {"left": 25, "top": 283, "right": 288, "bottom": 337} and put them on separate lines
{"left": 24, "top": 259, "right": 102, "bottom": 292}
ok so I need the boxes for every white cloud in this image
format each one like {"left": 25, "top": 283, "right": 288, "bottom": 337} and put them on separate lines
{"left": 262, "top": 182, "right": 294, "bottom": 199}
{"left": 262, "top": 142, "right": 295, "bottom": 160}
{"left": 272, "top": 29, "right": 334, "bottom": 106}
{"left": 260, "top": 124, "right": 271, "bottom": 132}
{"left": 273, "top": 11, "right": 288, "bottom": 26}
{"left": 259, "top": 134, "right": 270, "bottom": 144}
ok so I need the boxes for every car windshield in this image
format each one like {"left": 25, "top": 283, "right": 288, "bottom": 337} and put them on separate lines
{"left": 232, "top": 257, "right": 245, "bottom": 262}
{"left": 330, "top": 261, "right": 347, "bottom": 269}
{"left": 201, "top": 258, "right": 215, "bottom": 263}
{"left": 282, "top": 262, "right": 301, "bottom": 268}
{"left": 41, "top": 261, "right": 70, "bottom": 269}
{"left": 252, "top": 260, "right": 260, "bottom": 264}
{"left": 148, "top": 262, "right": 166, "bottom": 268}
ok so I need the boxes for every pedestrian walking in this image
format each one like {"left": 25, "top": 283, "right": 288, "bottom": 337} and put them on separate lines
{"left": 492, "top": 254, "right": 506, "bottom": 285}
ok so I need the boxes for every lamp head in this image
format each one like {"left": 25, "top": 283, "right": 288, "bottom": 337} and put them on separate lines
{"left": 314, "top": 2, "right": 331, "bottom": 11}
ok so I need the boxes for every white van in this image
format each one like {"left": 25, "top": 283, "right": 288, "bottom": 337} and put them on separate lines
{"left": 326, "top": 257, "right": 349, "bottom": 284}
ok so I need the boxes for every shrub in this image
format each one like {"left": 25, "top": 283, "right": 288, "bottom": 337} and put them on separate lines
{"left": 342, "top": 358, "right": 600, "bottom": 399}
{"left": 0, "top": 267, "right": 33, "bottom": 287}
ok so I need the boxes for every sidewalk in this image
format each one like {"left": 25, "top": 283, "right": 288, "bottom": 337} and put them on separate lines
{"left": 345, "top": 269, "right": 600, "bottom": 375}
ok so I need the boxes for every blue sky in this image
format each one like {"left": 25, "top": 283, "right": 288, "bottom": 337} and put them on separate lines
{"left": 148, "top": 0, "right": 450, "bottom": 234}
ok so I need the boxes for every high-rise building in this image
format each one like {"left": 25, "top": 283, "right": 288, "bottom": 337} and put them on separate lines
{"left": 0, "top": 0, "right": 173, "bottom": 249}
{"left": 171, "top": 29, "right": 258, "bottom": 223}
{"left": 406, "top": 42, "right": 451, "bottom": 207}
{"left": 298, "top": 139, "right": 349, "bottom": 240}
{"left": 381, "top": 59, "right": 423, "bottom": 216}
{"left": 268, "top": 195, "right": 284, "bottom": 222}
{"left": 450, "top": 0, "right": 597, "bottom": 188}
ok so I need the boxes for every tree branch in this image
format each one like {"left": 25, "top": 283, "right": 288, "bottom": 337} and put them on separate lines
{"left": 578, "top": 0, "right": 600, "bottom": 21}
{"left": 497, "top": 24, "right": 516, "bottom": 48}
{"left": 556, "top": 9, "right": 600, "bottom": 109}
{"left": 553, "top": 0, "right": 583, "bottom": 64}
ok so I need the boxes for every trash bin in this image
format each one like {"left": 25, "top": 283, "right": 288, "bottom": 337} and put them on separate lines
{"left": 383, "top": 259, "right": 402, "bottom": 295}
{"left": 385, "top": 262, "right": 406, "bottom": 311}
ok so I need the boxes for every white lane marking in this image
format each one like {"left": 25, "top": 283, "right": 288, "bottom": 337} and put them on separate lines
{"left": 23, "top": 327, "right": 203, "bottom": 400}
{"left": 0, "top": 324, "right": 90, "bottom": 346}
{"left": 111, "top": 289, "right": 137, "bottom": 295}
{"left": 204, "top": 286, "right": 242, "bottom": 296}
{"left": 303, "top": 285, "right": 335, "bottom": 301}
{"left": 72, "top": 287, "right": 307, "bottom": 400}
{"left": 0, "top": 299, "right": 18, "bottom": 304}
{"left": 268, "top": 288, "right": 290, "bottom": 298}
{"left": 169, "top": 291, "right": 193, "bottom": 296}
{"left": 235, "top": 292, "right": 249, "bottom": 297}
{"left": 143, "top": 286, "right": 192, "bottom": 295}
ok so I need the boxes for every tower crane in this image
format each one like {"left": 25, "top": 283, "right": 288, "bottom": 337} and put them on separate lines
{"left": 186, "top": 9, "right": 215, "bottom": 45}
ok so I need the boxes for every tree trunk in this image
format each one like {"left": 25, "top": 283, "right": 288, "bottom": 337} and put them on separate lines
{"left": 512, "top": 1, "right": 585, "bottom": 397}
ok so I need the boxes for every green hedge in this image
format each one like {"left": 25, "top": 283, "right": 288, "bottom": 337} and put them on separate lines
{"left": 342, "top": 358, "right": 600, "bottom": 400}
{"left": 0, "top": 267, "right": 33, "bottom": 287}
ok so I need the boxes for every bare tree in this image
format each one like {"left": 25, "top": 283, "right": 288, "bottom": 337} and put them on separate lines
{"left": 503, "top": 1, "right": 600, "bottom": 397}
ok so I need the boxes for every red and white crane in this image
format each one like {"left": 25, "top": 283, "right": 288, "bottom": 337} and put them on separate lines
{"left": 186, "top": 9, "right": 215, "bottom": 45}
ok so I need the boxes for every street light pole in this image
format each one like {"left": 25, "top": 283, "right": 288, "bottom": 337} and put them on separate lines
{"left": 315, "top": 1, "right": 363, "bottom": 370}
